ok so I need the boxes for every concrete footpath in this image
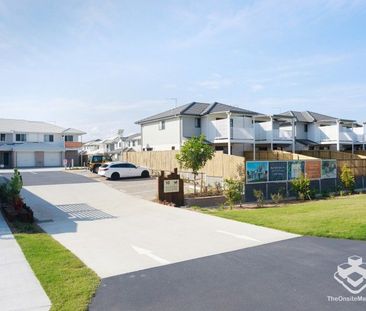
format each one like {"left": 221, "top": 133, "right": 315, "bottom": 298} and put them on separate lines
{"left": 0, "top": 213, "right": 51, "bottom": 311}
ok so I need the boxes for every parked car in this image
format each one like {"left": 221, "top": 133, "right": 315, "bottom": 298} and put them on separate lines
{"left": 88, "top": 154, "right": 112, "bottom": 173}
{"left": 98, "top": 162, "right": 150, "bottom": 180}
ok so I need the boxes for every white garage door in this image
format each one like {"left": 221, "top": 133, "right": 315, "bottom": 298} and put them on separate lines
{"left": 17, "top": 152, "right": 36, "bottom": 167}
{"left": 44, "top": 152, "right": 62, "bottom": 167}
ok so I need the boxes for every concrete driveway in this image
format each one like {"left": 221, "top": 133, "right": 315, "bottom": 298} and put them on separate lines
{"left": 20, "top": 171, "right": 297, "bottom": 278}
{"left": 67, "top": 169, "right": 157, "bottom": 201}
{"left": 16, "top": 171, "right": 366, "bottom": 310}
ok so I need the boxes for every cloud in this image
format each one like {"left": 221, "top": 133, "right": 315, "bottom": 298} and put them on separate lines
{"left": 169, "top": 0, "right": 366, "bottom": 49}
{"left": 249, "top": 83, "right": 264, "bottom": 92}
{"left": 197, "top": 74, "right": 232, "bottom": 90}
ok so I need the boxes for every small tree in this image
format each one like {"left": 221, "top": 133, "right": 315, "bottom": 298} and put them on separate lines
{"left": 253, "top": 189, "right": 264, "bottom": 207}
{"left": 176, "top": 135, "right": 214, "bottom": 193}
{"left": 340, "top": 165, "right": 355, "bottom": 193}
{"left": 224, "top": 178, "right": 243, "bottom": 209}
{"left": 291, "top": 174, "right": 311, "bottom": 200}
{"left": 8, "top": 169, "right": 23, "bottom": 200}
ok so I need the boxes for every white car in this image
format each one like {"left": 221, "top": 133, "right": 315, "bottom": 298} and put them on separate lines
{"left": 98, "top": 162, "right": 150, "bottom": 180}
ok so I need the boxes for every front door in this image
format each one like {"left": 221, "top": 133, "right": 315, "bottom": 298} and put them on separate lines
{"left": 3, "top": 152, "right": 9, "bottom": 167}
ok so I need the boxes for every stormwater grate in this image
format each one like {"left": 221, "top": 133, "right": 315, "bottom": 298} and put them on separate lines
{"left": 56, "top": 203, "right": 116, "bottom": 221}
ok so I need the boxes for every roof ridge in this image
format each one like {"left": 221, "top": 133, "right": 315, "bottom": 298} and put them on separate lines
{"left": 304, "top": 111, "right": 316, "bottom": 122}
{"left": 201, "top": 102, "right": 217, "bottom": 115}
{"left": 180, "top": 102, "right": 198, "bottom": 114}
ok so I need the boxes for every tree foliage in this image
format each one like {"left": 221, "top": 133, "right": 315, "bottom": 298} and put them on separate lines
{"left": 340, "top": 165, "right": 355, "bottom": 193}
{"left": 291, "top": 174, "right": 311, "bottom": 200}
{"left": 224, "top": 178, "right": 243, "bottom": 209}
{"left": 176, "top": 135, "right": 214, "bottom": 193}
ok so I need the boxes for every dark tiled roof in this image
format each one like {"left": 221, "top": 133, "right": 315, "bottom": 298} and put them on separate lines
{"left": 136, "top": 102, "right": 209, "bottom": 124}
{"left": 278, "top": 110, "right": 344, "bottom": 123}
{"left": 136, "top": 102, "right": 259, "bottom": 124}
{"left": 201, "top": 102, "right": 260, "bottom": 115}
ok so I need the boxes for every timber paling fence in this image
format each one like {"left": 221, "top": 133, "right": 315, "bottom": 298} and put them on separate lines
{"left": 123, "top": 150, "right": 245, "bottom": 181}
{"left": 123, "top": 150, "right": 366, "bottom": 201}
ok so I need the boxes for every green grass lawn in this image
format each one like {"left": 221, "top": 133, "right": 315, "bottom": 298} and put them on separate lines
{"left": 11, "top": 222, "right": 100, "bottom": 311}
{"left": 200, "top": 194, "right": 366, "bottom": 240}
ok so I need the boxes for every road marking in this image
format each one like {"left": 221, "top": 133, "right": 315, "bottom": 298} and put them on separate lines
{"left": 216, "top": 230, "right": 261, "bottom": 242}
{"left": 29, "top": 171, "right": 38, "bottom": 175}
{"left": 132, "top": 245, "right": 170, "bottom": 265}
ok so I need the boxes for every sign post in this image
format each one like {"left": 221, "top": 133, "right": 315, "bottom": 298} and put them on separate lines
{"left": 158, "top": 168, "right": 184, "bottom": 206}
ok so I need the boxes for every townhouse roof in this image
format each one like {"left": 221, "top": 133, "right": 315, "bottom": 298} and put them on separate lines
{"left": 278, "top": 111, "right": 356, "bottom": 123}
{"left": 0, "top": 118, "right": 86, "bottom": 134}
{"left": 125, "top": 133, "right": 141, "bottom": 140}
{"left": 83, "top": 139, "right": 102, "bottom": 146}
{"left": 135, "top": 102, "right": 260, "bottom": 124}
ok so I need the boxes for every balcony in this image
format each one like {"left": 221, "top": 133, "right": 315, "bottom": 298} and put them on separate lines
{"left": 65, "top": 141, "right": 83, "bottom": 149}
{"left": 314, "top": 125, "right": 364, "bottom": 143}
{"left": 212, "top": 119, "right": 253, "bottom": 141}
{"left": 255, "top": 123, "right": 293, "bottom": 142}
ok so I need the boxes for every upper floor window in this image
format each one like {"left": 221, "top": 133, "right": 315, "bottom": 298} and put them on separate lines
{"left": 195, "top": 118, "right": 201, "bottom": 128}
{"left": 44, "top": 134, "right": 54, "bottom": 142}
{"left": 0, "top": 133, "right": 5, "bottom": 142}
{"left": 64, "top": 135, "right": 74, "bottom": 142}
{"left": 16, "top": 134, "right": 26, "bottom": 142}
{"left": 304, "top": 124, "right": 308, "bottom": 133}
{"left": 159, "top": 120, "right": 165, "bottom": 130}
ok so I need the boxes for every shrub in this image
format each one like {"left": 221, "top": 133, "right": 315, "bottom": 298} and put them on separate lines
{"left": 8, "top": 168, "right": 23, "bottom": 202}
{"left": 291, "top": 174, "right": 311, "bottom": 200}
{"left": 253, "top": 189, "right": 264, "bottom": 207}
{"left": 340, "top": 165, "right": 355, "bottom": 193}
{"left": 224, "top": 179, "right": 243, "bottom": 209}
{"left": 271, "top": 190, "right": 284, "bottom": 205}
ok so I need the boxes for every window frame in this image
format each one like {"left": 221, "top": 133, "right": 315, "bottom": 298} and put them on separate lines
{"left": 15, "top": 133, "right": 26, "bottom": 142}
{"left": 64, "top": 135, "right": 74, "bottom": 142}
{"left": 195, "top": 118, "right": 201, "bottom": 128}
{"left": 159, "top": 120, "right": 166, "bottom": 130}
{"left": 44, "top": 134, "right": 54, "bottom": 142}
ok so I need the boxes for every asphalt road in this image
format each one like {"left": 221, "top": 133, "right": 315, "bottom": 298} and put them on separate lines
{"left": 90, "top": 236, "right": 366, "bottom": 311}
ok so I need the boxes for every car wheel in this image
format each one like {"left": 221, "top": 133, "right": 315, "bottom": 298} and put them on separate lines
{"left": 111, "top": 172, "right": 120, "bottom": 180}
{"left": 141, "top": 170, "right": 150, "bottom": 178}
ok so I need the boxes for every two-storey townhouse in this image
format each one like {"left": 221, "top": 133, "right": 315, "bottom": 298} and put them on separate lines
{"left": 277, "top": 111, "right": 365, "bottom": 152}
{"left": 0, "top": 118, "right": 85, "bottom": 168}
{"left": 136, "top": 102, "right": 264, "bottom": 156}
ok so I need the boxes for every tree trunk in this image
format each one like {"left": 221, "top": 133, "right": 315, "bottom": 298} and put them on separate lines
{"left": 194, "top": 173, "right": 197, "bottom": 194}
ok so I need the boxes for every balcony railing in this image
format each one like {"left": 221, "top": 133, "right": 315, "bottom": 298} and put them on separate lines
{"left": 65, "top": 141, "right": 83, "bottom": 149}
{"left": 213, "top": 119, "right": 253, "bottom": 140}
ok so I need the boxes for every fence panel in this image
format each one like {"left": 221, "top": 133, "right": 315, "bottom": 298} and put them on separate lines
{"left": 123, "top": 150, "right": 245, "bottom": 179}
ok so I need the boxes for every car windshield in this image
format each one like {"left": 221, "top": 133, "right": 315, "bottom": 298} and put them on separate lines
{"left": 92, "top": 155, "right": 103, "bottom": 162}
{"left": 101, "top": 164, "right": 109, "bottom": 168}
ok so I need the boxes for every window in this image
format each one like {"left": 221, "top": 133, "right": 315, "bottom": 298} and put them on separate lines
{"left": 195, "top": 118, "right": 201, "bottom": 128}
{"left": 44, "top": 134, "right": 54, "bottom": 142}
{"left": 16, "top": 134, "right": 26, "bottom": 142}
{"left": 304, "top": 124, "right": 308, "bottom": 133}
{"left": 0, "top": 134, "right": 5, "bottom": 142}
{"left": 171, "top": 146, "right": 175, "bottom": 150}
{"left": 64, "top": 135, "right": 74, "bottom": 142}
{"left": 159, "top": 120, "right": 165, "bottom": 130}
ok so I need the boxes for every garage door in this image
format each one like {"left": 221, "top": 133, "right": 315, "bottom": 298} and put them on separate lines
{"left": 16, "top": 152, "right": 36, "bottom": 167}
{"left": 44, "top": 152, "right": 62, "bottom": 167}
